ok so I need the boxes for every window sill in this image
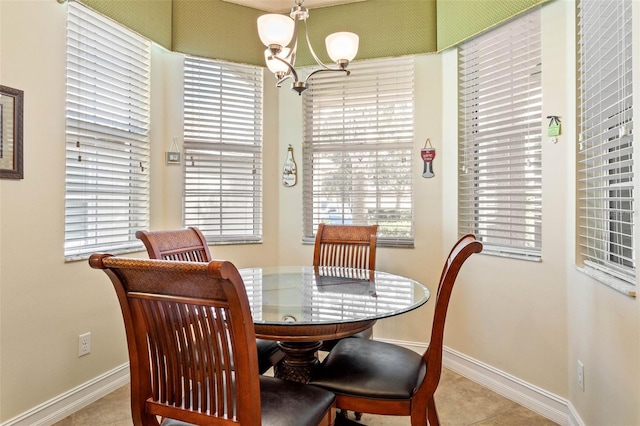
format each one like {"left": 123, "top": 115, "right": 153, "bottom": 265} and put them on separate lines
{"left": 576, "top": 265, "right": 636, "bottom": 298}
{"left": 479, "top": 248, "right": 541, "bottom": 263}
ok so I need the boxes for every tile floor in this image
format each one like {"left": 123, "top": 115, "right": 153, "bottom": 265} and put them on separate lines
{"left": 53, "top": 368, "right": 558, "bottom": 425}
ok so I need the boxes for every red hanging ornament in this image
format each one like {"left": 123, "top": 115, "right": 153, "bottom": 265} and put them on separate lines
{"left": 421, "top": 139, "right": 436, "bottom": 178}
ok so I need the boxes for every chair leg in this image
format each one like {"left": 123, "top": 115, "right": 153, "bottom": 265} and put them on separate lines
{"left": 339, "top": 410, "right": 362, "bottom": 421}
{"left": 427, "top": 397, "right": 439, "bottom": 426}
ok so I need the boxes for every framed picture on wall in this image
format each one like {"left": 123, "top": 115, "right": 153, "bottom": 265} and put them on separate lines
{"left": 0, "top": 85, "right": 24, "bottom": 179}
{"left": 1, "top": 103, "right": 3, "bottom": 159}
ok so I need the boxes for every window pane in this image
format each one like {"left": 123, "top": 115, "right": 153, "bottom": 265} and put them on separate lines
{"left": 458, "top": 8, "right": 542, "bottom": 260}
{"left": 183, "top": 56, "right": 263, "bottom": 244}
{"left": 64, "top": 2, "right": 150, "bottom": 260}
{"left": 577, "top": 0, "right": 634, "bottom": 283}
{"left": 302, "top": 57, "right": 415, "bottom": 246}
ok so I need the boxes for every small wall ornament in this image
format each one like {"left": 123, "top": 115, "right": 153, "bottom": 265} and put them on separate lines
{"left": 166, "top": 138, "right": 181, "bottom": 165}
{"left": 421, "top": 139, "right": 436, "bottom": 178}
{"left": 547, "top": 116, "right": 561, "bottom": 136}
{"left": 282, "top": 144, "right": 297, "bottom": 187}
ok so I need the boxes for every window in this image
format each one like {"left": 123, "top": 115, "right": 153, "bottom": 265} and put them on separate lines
{"left": 302, "top": 57, "right": 414, "bottom": 246}
{"left": 183, "top": 56, "right": 263, "bottom": 244}
{"left": 577, "top": 0, "right": 634, "bottom": 289}
{"left": 458, "top": 9, "right": 542, "bottom": 260}
{"left": 64, "top": 2, "right": 151, "bottom": 260}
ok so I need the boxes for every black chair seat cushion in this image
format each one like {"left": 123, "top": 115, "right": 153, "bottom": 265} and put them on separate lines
{"left": 162, "top": 376, "right": 335, "bottom": 426}
{"left": 309, "top": 338, "right": 426, "bottom": 400}
{"left": 319, "top": 326, "right": 373, "bottom": 352}
{"left": 259, "top": 376, "right": 335, "bottom": 425}
{"left": 256, "top": 338, "right": 283, "bottom": 374}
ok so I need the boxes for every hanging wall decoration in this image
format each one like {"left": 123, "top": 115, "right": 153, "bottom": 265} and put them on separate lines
{"left": 547, "top": 116, "right": 561, "bottom": 136}
{"left": 282, "top": 144, "right": 297, "bottom": 187}
{"left": 421, "top": 139, "right": 436, "bottom": 178}
{"left": 166, "top": 138, "right": 181, "bottom": 165}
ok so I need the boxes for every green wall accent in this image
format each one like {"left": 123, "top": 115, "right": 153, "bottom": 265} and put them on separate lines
{"left": 171, "top": 0, "right": 263, "bottom": 66}
{"left": 79, "top": 0, "right": 172, "bottom": 50}
{"left": 286, "top": 0, "right": 437, "bottom": 66}
{"left": 436, "top": 0, "right": 550, "bottom": 52}
{"left": 77, "top": 0, "right": 550, "bottom": 66}
{"left": 170, "top": 0, "right": 435, "bottom": 67}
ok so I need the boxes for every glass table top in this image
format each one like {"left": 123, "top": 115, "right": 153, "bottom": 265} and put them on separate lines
{"left": 239, "top": 265, "right": 430, "bottom": 326}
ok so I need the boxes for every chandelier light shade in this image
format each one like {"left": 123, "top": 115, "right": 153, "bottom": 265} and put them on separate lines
{"left": 264, "top": 47, "right": 291, "bottom": 74}
{"left": 257, "top": 14, "right": 295, "bottom": 47}
{"left": 325, "top": 32, "right": 359, "bottom": 62}
{"left": 257, "top": 0, "right": 359, "bottom": 95}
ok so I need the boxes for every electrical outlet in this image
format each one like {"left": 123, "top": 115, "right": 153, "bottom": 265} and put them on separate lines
{"left": 577, "top": 360, "right": 584, "bottom": 391}
{"left": 79, "top": 332, "right": 91, "bottom": 357}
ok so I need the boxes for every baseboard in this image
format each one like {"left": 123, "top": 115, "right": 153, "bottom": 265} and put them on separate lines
{"left": 1, "top": 363, "right": 129, "bottom": 426}
{"left": 567, "top": 402, "right": 586, "bottom": 426}
{"left": 3, "top": 343, "right": 582, "bottom": 426}
{"left": 377, "top": 338, "right": 570, "bottom": 426}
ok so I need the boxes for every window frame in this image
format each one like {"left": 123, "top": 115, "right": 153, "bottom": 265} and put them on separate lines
{"left": 458, "top": 8, "right": 543, "bottom": 261}
{"left": 182, "top": 56, "right": 264, "bottom": 245}
{"left": 301, "top": 57, "right": 415, "bottom": 247}
{"left": 64, "top": 2, "right": 151, "bottom": 261}
{"left": 576, "top": 0, "right": 635, "bottom": 295}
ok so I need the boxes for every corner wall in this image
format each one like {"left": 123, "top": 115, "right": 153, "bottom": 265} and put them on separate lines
{"left": 439, "top": 1, "right": 568, "bottom": 400}
{"left": 0, "top": 1, "right": 281, "bottom": 422}
{"left": 274, "top": 54, "right": 446, "bottom": 344}
{"left": 564, "top": 0, "right": 640, "bottom": 422}
{"left": 2, "top": 1, "right": 639, "bottom": 425}
{"left": 0, "top": 1, "right": 131, "bottom": 420}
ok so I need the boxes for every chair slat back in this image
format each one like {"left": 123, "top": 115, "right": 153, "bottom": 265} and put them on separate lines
{"left": 89, "top": 255, "right": 261, "bottom": 426}
{"left": 136, "top": 227, "right": 212, "bottom": 262}
{"left": 313, "top": 224, "right": 378, "bottom": 270}
{"left": 421, "top": 234, "right": 482, "bottom": 396}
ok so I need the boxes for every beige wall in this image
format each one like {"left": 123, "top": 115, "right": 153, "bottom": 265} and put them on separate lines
{"left": 440, "top": 1, "right": 570, "bottom": 397}
{"left": 273, "top": 53, "right": 446, "bottom": 344}
{"left": 562, "top": 0, "right": 640, "bottom": 422}
{"left": 1, "top": 0, "right": 639, "bottom": 425}
{"left": 0, "top": 0, "right": 280, "bottom": 421}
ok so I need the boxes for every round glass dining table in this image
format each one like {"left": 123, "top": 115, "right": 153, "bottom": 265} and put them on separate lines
{"left": 238, "top": 265, "right": 430, "bottom": 382}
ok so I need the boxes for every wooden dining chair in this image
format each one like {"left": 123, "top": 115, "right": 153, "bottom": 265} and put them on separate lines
{"left": 135, "top": 227, "right": 211, "bottom": 262}
{"left": 309, "top": 234, "right": 483, "bottom": 425}
{"left": 89, "top": 255, "right": 336, "bottom": 426}
{"left": 313, "top": 224, "right": 378, "bottom": 351}
{"left": 135, "top": 227, "right": 284, "bottom": 374}
{"left": 313, "top": 224, "right": 378, "bottom": 270}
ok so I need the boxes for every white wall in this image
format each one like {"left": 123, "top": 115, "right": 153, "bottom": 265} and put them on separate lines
{"left": 439, "top": 0, "right": 569, "bottom": 398}
{"left": 563, "top": 0, "right": 640, "bottom": 421}
{"left": 1, "top": 0, "right": 639, "bottom": 425}
{"left": 274, "top": 53, "right": 446, "bottom": 344}
{"left": 0, "top": 0, "right": 280, "bottom": 422}
{"left": 0, "top": 1, "right": 128, "bottom": 420}
{"left": 441, "top": 2, "right": 639, "bottom": 424}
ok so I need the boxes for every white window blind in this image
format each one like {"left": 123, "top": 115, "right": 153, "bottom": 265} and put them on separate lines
{"left": 458, "top": 9, "right": 542, "bottom": 260}
{"left": 64, "top": 2, "right": 150, "bottom": 260}
{"left": 302, "top": 57, "right": 414, "bottom": 246}
{"left": 183, "top": 56, "right": 263, "bottom": 244}
{"left": 577, "top": 0, "right": 634, "bottom": 285}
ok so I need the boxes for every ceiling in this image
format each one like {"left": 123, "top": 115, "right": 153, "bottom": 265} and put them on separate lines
{"left": 221, "top": 0, "right": 366, "bottom": 13}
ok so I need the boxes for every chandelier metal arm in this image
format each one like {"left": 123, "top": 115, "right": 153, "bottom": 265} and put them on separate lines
{"left": 303, "top": 19, "right": 333, "bottom": 71}
{"left": 258, "top": 0, "right": 358, "bottom": 94}
{"left": 275, "top": 74, "right": 291, "bottom": 88}
{"left": 271, "top": 54, "right": 299, "bottom": 82}
{"left": 304, "top": 67, "right": 350, "bottom": 84}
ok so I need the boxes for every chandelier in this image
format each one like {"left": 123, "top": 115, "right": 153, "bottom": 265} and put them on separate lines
{"left": 257, "top": 0, "right": 359, "bottom": 95}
